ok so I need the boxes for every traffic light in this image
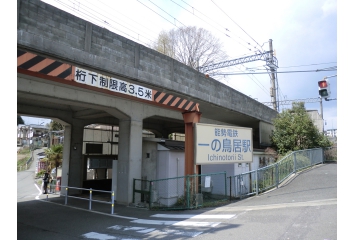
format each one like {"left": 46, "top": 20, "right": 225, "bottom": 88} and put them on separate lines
{"left": 318, "top": 78, "right": 331, "bottom": 99}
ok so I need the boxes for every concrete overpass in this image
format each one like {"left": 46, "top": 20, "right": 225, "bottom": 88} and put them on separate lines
{"left": 17, "top": 0, "right": 278, "bottom": 204}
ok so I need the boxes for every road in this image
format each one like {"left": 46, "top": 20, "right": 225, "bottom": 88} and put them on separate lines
{"left": 17, "top": 161, "right": 337, "bottom": 240}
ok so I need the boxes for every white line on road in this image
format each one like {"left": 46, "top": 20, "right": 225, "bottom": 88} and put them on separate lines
{"left": 106, "top": 225, "right": 203, "bottom": 238}
{"left": 131, "top": 219, "right": 221, "bottom": 227}
{"left": 151, "top": 214, "right": 235, "bottom": 219}
{"left": 34, "top": 183, "right": 42, "bottom": 199}
{"left": 81, "top": 232, "right": 117, "bottom": 240}
{"left": 208, "top": 198, "right": 337, "bottom": 212}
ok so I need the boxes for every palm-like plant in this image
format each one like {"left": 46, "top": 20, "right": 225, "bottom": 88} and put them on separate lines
{"left": 42, "top": 144, "right": 63, "bottom": 177}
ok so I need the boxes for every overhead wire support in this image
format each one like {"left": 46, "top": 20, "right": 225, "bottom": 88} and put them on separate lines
{"left": 197, "top": 51, "right": 278, "bottom": 73}
{"left": 262, "top": 97, "right": 323, "bottom": 107}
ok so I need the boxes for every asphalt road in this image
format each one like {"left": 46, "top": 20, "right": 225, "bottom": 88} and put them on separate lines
{"left": 17, "top": 160, "right": 337, "bottom": 240}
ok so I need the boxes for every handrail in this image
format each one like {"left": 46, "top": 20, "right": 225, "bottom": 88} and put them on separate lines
{"left": 60, "top": 186, "right": 115, "bottom": 214}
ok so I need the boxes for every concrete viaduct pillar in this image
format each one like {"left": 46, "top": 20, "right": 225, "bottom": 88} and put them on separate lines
{"left": 113, "top": 118, "right": 143, "bottom": 204}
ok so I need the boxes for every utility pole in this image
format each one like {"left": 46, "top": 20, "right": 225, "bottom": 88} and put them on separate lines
{"left": 269, "top": 39, "right": 278, "bottom": 112}
{"left": 320, "top": 97, "right": 324, "bottom": 133}
{"left": 197, "top": 38, "right": 279, "bottom": 112}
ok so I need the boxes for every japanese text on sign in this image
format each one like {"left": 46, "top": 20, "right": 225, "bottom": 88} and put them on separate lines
{"left": 195, "top": 123, "right": 253, "bottom": 164}
{"left": 74, "top": 67, "right": 152, "bottom": 101}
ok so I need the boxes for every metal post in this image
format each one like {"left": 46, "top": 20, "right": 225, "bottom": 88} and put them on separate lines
{"left": 224, "top": 172, "right": 227, "bottom": 200}
{"left": 276, "top": 164, "right": 279, "bottom": 188}
{"left": 111, "top": 191, "right": 114, "bottom": 214}
{"left": 294, "top": 153, "right": 297, "bottom": 174}
{"left": 240, "top": 174, "right": 243, "bottom": 199}
{"left": 229, "top": 177, "right": 232, "bottom": 201}
{"left": 320, "top": 97, "right": 324, "bottom": 133}
{"left": 186, "top": 176, "right": 190, "bottom": 209}
{"left": 89, "top": 188, "right": 92, "bottom": 210}
{"left": 132, "top": 179, "right": 135, "bottom": 204}
{"left": 255, "top": 170, "right": 259, "bottom": 195}
{"left": 65, "top": 187, "right": 68, "bottom": 205}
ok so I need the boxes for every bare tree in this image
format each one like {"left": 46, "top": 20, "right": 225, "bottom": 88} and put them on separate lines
{"left": 152, "top": 26, "right": 228, "bottom": 72}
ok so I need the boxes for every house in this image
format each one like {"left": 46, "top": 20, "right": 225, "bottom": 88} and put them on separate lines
{"left": 17, "top": 124, "right": 49, "bottom": 148}
{"left": 306, "top": 110, "right": 324, "bottom": 133}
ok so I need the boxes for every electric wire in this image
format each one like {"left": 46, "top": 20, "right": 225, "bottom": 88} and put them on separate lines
{"left": 179, "top": 0, "right": 255, "bottom": 48}
{"left": 74, "top": 0, "right": 157, "bottom": 44}
{"left": 170, "top": 0, "right": 255, "bottom": 52}
{"left": 50, "top": 0, "right": 158, "bottom": 47}
{"left": 147, "top": 0, "right": 187, "bottom": 27}
{"left": 95, "top": 0, "right": 161, "bottom": 41}
{"left": 211, "top": 67, "right": 337, "bottom": 76}
{"left": 210, "top": 0, "right": 265, "bottom": 53}
{"left": 136, "top": 0, "right": 184, "bottom": 28}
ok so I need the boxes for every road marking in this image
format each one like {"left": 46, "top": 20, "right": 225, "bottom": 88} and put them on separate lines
{"left": 131, "top": 219, "right": 221, "bottom": 227}
{"left": 82, "top": 232, "right": 116, "bottom": 240}
{"left": 34, "top": 183, "right": 42, "bottom": 199}
{"left": 207, "top": 198, "right": 337, "bottom": 212}
{"left": 151, "top": 213, "right": 235, "bottom": 219}
{"left": 106, "top": 225, "right": 203, "bottom": 238}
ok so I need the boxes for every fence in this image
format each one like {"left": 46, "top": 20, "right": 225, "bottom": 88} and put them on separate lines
{"left": 56, "top": 186, "right": 115, "bottom": 214}
{"left": 17, "top": 156, "right": 33, "bottom": 171}
{"left": 228, "top": 148, "right": 325, "bottom": 199}
{"left": 133, "top": 172, "right": 227, "bottom": 210}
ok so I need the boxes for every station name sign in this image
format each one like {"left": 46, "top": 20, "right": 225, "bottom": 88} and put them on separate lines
{"left": 195, "top": 123, "right": 253, "bottom": 164}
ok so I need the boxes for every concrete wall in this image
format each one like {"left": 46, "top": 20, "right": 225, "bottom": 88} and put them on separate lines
{"left": 82, "top": 128, "right": 119, "bottom": 155}
{"left": 141, "top": 141, "right": 158, "bottom": 181}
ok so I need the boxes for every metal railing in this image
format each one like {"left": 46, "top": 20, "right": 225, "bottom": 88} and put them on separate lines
{"left": 133, "top": 172, "right": 227, "bottom": 210}
{"left": 228, "top": 148, "right": 324, "bottom": 199}
{"left": 58, "top": 186, "right": 115, "bottom": 214}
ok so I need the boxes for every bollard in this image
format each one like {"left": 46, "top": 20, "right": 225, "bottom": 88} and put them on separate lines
{"left": 65, "top": 187, "right": 68, "bottom": 205}
{"left": 89, "top": 188, "right": 92, "bottom": 210}
{"left": 111, "top": 191, "right": 115, "bottom": 214}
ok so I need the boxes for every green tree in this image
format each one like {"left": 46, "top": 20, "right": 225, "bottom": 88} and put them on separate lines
{"left": 17, "top": 116, "right": 24, "bottom": 125}
{"left": 49, "top": 120, "right": 64, "bottom": 131}
{"left": 270, "top": 102, "right": 332, "bottom": 154}
{"left": 42, "top": 144, "right": 63, "bottom": 175}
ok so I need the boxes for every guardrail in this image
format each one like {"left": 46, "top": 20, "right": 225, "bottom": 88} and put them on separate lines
{"left": 228, "top": 148, "right": 324, "bottom": 199}
{"left": 59, "top": 186, "right": 115, "bottom": 214}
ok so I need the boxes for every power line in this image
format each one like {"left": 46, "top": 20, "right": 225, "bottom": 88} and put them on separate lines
{"left": 211, "top": 67, "right": 337, "bottom": 76}
{"left": 147, "top": 0, "right": 187, "bottom": 27}
{"left": 51, "top": 0, "right": 158, "bottom": 47}
{"left": 95, "top": 0, "right": 162, "bottom": 40}
{"left": 210, "top": 0, "right": 264, "bottom": 53}
{"left": 171, "top": 0, "right": 257, "bottom": 53}
{"left": 136, "top": 0, "right": 183, "bottom": 28}
{"left": 277, "top": 62, "right": 337, "bottom": 69}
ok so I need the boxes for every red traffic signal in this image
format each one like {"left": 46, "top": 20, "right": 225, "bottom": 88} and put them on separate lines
{"left": 318, "top": 80, "right": 328, "bottom": 88}
{"left": 318, "top": 79, "right": 330, "bottom": 99}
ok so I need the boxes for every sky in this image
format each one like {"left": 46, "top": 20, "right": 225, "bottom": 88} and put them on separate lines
{"left": 21, "top": 0, "right": 338, "bottom": 131}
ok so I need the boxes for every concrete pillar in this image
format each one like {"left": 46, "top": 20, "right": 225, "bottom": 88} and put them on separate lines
{"left": 182, "top": 111, "right": 202, "bottom": 176}
{"left": 113, "top": 119, "right": 143, "bottom": 204}
{"left": 60, "top": 125, "right": 71, "bottom": 194}
{"left": 67, "top": 120, "right": 85, "bottom": 193}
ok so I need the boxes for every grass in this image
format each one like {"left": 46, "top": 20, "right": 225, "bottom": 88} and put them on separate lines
{"left": 17, "top": 148, "right": 31, "bottom": 172}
